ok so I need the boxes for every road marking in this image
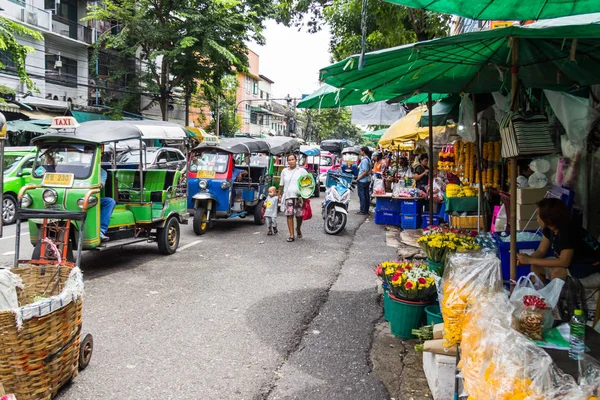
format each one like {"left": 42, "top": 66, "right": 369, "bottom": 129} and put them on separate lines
{"left": 179, "top": 240, "right": 202, "bottom": 252}
{"left": 2, "top": 251, "right": 15, "bottom": 256}
{"left": 0, "top": 232, "right": 29, "bottom": 241}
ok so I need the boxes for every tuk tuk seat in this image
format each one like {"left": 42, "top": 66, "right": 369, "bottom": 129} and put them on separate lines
{"left": 115, "top": 169, "right": 180, "bottom": 202}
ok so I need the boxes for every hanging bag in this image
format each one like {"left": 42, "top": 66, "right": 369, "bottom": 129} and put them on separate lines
{"left": 302, "top": 199, "right": 312, "bottom": 221}
{"left": 500, "top": 111, "right": 555, "bottom": 157}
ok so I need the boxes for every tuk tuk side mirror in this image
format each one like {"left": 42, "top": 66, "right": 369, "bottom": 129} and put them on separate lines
{"left": 157, "top": 158, "right": 168, "bottom": 165}
{"left": 19, "top": 168, "right": 32, "bottom": 177}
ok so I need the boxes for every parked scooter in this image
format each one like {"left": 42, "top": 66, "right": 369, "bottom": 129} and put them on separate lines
{"left": 322, "top": 170, "right": 354, "bottom": 235}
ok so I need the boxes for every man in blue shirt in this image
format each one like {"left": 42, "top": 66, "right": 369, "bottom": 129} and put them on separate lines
{"left": 356, "top": 146, "right": 372, "bottom": 215}
{"left": 100, "top": 169, "right": 116, "bottom": 242}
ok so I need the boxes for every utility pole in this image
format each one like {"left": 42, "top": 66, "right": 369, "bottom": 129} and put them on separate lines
{"left": 215, "top": 95, "right": 220, "bottom": 137}
{"left": 184, "top": 82, "right": 190, "bottom": 126}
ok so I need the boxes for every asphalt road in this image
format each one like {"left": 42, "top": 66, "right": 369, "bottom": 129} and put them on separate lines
{"left": 10, "top": 193, "right": 397, "bottom": 400}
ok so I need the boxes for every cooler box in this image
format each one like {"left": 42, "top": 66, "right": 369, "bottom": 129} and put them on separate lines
{"left": 492, "top": 231, "right": 545, "bottom": 281}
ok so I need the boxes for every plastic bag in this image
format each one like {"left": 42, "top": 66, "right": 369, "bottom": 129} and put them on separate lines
{"left": 557, "top": 276, "right": 589, "bottom": 323}
{"left": 302, "top": 199, "right": 312, "bottom": 221}
{"left": 0, "top": 269, "right": 23, "bottom": 311}
{"left": 440, "top": 252, "right": 503, "bottom": 348}
{"left": 510, "top": 273, "right": 564, "bottom": 333}
{"left": 578, "top": 354, "right": 600, "bottom": 397}
{"left": 372, "top": 177, "right": 385, "bottom": 195}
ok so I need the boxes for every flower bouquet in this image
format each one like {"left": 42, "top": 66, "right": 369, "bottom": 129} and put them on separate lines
{"left": 417, "top": 227, "right": 480, "bottom": 275}
{"left": 377, "top": 260, "right": 438, "bottom": 302}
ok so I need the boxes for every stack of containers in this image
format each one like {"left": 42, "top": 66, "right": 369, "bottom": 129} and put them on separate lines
{"left": 400, "top": 199, "right": 420, "bottom": 229}
{"left": 374, "top": 197, "right": 401, "bottom": 226}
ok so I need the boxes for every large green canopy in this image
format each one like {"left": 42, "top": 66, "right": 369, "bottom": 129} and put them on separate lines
{"left": 385, "top": 0, "right": 600, "bottom": 21}
{"left": 297, "top": 84, "right": 447, "bottom": 109}
{"left": 320, "top": 15, "right": 600, "bottom": 97}
{"left": 363, "top": 129, "right": 386, "bottom": 140}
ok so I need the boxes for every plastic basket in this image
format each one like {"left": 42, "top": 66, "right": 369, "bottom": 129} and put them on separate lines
{"left": 401, "top": 214, "right": 419, "bottom": 229}
{"left": 375, "top": 197, "right": 401, "bottom": 213}
{"left": 425, "top": 304, "right": 444, "bottom": 325}
{"left": 387, "top": 293, "right": 428, "bottom": 339}
{"left": 492, "top": 231, "right": 545, "bottom": 281}
{"left": 449, "top": 215, "right": 484, "bottom": 229}
{"left": 375, "top": 210, "right": 401, "bottom": 226}
{"left": 401, "top": 200, "right": 420, "bottom": 215}
{"left": 0, "top": 264, "right": 84, "bottom": 400}
{"left": 422, "top": 214, "right": 440, "bottom": 229}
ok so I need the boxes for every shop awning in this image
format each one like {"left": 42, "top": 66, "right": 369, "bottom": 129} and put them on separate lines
{"left": 251, "top": 106, "right": 271, "bottom": 113}
{"left": 0, "top": 102, "right": 20, "bottom": 113}
{"left": 71, "top": 110, "right": 109, "bottom": 123}
{"left": 20, "top": 110, "right": 65, "bottom": 120}
{"left": 7, "top": 119, "right": 51, "bottom": 134}
{"left": 420, "top": 95, "right": 460, "bottom": 127}
{"left": 363, "top": 129, "right": 386, "bottom": 140}
{"left": 378, "top": 106, "right": 447, "bottom": 148}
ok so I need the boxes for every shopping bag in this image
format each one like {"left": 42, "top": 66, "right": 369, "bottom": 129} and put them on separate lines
{"left": 500, "top": 111, "right": 555, "bottom": 158}
{"left": 510, "top": 273, "right": 564, "bottom": 335}
{"left": 302, "top": 199, "right": 312, "bottom": 221}
{"left": 556, "top": 276, "right": 589, "bottom": 323}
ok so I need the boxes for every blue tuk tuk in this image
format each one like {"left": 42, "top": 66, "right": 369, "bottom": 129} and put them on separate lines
{"left": 187, "top": 138, "right": 271, "bottom": 235}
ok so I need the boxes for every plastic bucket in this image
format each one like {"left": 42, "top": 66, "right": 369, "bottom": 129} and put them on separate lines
{"left": 383, "top": 289, "right": 391, "bottom": 322}
{"left": 426, "top": 258, "right": 444, "bottom": 276}
{"left": 387, "top": 293, "right": 429, "bottom": 339}
{"left": 425, "top": 304, "right": 444, "bottom": 325}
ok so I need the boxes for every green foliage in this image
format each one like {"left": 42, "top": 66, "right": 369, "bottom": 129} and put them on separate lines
{"left": 0, "top": 84, "right": 15, "bottom": 96}
{"left": 86, "top": 0, "right": 274, "bottom": 120}
{"left": 197, "top": 75, "right": 241, "bottom": 136}
{"left": 277, "top": 0, "right": 451, "bottom": 62}
{"left": 304, "top": 108, "right": 362, "bottom": 142}
{"left": 0, "top": 16, "right": 43, "bottom": 89}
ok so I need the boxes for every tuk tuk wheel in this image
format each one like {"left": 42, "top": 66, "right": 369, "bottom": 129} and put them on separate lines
{"left": 193, "top": 207, "right": 209, "bottom": 236}
{"left": 254, "top": 200, "right": 265, "bottom": 225}
{"left": 157, "top": 216, "right": 180, "bottom": 255}
{"left": 78, "top": 333, "right": 93, "bottom": 371}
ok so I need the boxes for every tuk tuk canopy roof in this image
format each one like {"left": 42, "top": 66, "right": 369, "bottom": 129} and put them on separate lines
{"left": 300, "top": 145, "right": 321, "bottom": 157}
{"left": 32, "top": 120, "right": 188, "bottom": 145}
{"left": 342, "top": 146, "right": 361, "bottom": 155}
{"left": 263, "top": 136, "right": 300, "bottom": 155}
{"left": 193, "top": 137, "right": 271, "bottom": 154}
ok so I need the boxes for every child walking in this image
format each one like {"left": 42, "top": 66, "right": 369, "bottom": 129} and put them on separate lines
{"left": 265, "top": 186, "right": 279, "bottom": 235}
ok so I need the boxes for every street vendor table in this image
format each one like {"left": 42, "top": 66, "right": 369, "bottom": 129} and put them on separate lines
{"left": 444, "top": 197, "right": 479, "bottom": 213}
{"left": 546, "top": 326, "right": 600, "bottom": 379}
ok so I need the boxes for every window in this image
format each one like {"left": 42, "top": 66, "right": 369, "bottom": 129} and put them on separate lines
{"left": 260, "top": 90, "right": 264, "bottom": 99}
{"left": 0, "top": 51, "right": 17, "bottom": 74}
{"left": 266, "top": 93, "right": 269, "bottom": 100}
{"left": 252, "top": 80, "right": 258, "bottom": 95}
{"left": 33, "top": 145, "right": 95, "bottom": 179}
{"left": 250, "top": 112, "right": 257, "bottom": 125}
{"left": 245, "top": 75, "right": 251, "bottom": 93}
{"left": 45, "top": 54, "right": 78, "bottom": 87}
{"left": 189, "top": 152, "right": 229, "bottom": 173}
{"left": 265, "top": 115, "right": 270, "bottom": 126}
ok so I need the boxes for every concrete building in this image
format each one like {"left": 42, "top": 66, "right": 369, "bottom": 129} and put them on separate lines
{"left": 0, "top": 0, "right": 93, "bottom": 115}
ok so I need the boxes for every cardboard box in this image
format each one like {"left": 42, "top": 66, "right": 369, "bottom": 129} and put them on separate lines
{"left": 423, "top": 352, "right": 457, "bottom": 400}
{"left": 516, "top": 186, "right": 551, "bottom": 205}
{"left": 516, "top": 203, "right": 538, "bottom": 220}
{"left": 517, "top": 219, "right": 542, "bottom": 230}
{"left": 433, "top": 323, "right": 444, "bottom": 340}
{"left": 423, "top": 339, "right": 457, "bottom": 356}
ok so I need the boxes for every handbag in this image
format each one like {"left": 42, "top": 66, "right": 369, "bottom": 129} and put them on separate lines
{"left": 302, "top": 198, "right": 312, "bottom": 221}
{"left": 500, "top": 111, "right": 555, "bottom": 158}
{"left": 556, "top": 276, "right": 589, "bottom": 323}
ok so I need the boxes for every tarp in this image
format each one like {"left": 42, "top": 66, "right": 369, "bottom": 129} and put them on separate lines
{"left": 319, "top": 15, "right": 600, "bottom": 97}
{"left": 7, "top": 119, "right": 50, "bottom": 134}
{"left": 420, "top": 95, "right": 460, "bottom": 127}
{"left": 71, "top": 110, "right": 109, "bottom": 123}
{"left": 384, "top": 0, "right": 600, "bottom": 21}
{"left": 363, "top": 129, "right": 386, "bottom": 140}
{"left": 378, "top": 106, "right": 446, "bottom": 148}
{"left": 351, "top": 101, "right": 406, "bottom": 125}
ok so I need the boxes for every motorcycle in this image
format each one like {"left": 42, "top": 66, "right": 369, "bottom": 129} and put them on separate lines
{"left": 322, "top": 171, "right": 354, "bottom": 235}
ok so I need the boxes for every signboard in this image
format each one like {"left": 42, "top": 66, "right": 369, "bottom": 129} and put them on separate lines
{"left": 197, "top": 170, "right": 216, "bottom": 179}
{"left": 203, "top": 135, "right": 219, "bottom": 144}
{"left": 50, "top": 117, "right": 80, "bottom": 129}
{"left": 42, "top": 172, "right": 74, "bottom": 187}
{"left": 490, "top": 21, "right": 514, "bottom": 30}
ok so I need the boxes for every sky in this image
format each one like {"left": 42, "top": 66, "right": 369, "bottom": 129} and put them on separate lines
{"left": 249, "top": 20, "right": 332, "bottom": 101}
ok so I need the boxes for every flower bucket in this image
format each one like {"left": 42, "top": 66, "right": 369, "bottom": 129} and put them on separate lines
{"left": 425, "top": 304, "right": 444, "bottom": 325}
{"left": 387, "top": 293, "right": 429, "bottom": 339}
{"left": 426, "top": 258, "right": 444, "bottom": 276}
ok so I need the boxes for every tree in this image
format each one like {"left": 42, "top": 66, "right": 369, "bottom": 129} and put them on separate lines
{"left": 86, "top": 0, "right": 273, "bottom": 121}
{"left": 196, "top": 75, "right": 241, "bottom": 136}
{"left": 0, "top": 16, "right": 43, "bottom": 90}
{"left": 303, "top": 108, "right": 362, "bottom": 143}
{"left": 277, "top": 0, "right": 450, "bottom": 62}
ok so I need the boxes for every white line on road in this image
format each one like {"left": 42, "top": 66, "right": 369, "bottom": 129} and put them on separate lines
{"left": 179, "top": 240, "right": 202, "bottom": 252}
{"left": 2, "top": 251, "right": 15, "bottom": 256}
{"left": 0, "top": 232, "right": 29, "bottom": 241}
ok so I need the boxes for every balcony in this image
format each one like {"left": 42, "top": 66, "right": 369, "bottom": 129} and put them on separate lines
{"left": 17, "top": 6, "right": 51, "bottom": 30}
{"left": 51, "top": 14, "right": 93, "bottom": 44}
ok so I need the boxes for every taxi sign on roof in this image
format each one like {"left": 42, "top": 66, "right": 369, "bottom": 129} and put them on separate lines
{"left": 50, "top": 116, "right": 80, "bottom": 129}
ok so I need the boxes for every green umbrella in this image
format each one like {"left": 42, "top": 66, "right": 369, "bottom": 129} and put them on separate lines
{"left": 363, "top": 129, "right": 386, "bottom": 140}
{"left": 297, "top": 84, "right": 447, "bottom": 109}
{"left": 385, "top": 0, "right": 600, "bottom": 21}
{"left": 320, "top": 15, "right": 600, "bottom": 96}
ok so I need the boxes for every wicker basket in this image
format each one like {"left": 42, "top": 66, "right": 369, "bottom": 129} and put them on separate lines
{"left": 450, "top": 215, "right": 485, "bottom": 230}
{"left": 0, "top": 263, "right": 83, "bottom": 400}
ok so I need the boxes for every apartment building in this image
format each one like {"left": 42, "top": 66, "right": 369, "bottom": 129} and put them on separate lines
{"left": 0, "top": 0, "right": 92, "bottom": 116}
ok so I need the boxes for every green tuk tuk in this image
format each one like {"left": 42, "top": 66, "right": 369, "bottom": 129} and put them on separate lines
{"left": 18, "top": 118, "right": 189, "bottom": 256}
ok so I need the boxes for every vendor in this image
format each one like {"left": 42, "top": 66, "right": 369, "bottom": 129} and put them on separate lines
{"left": 413, "top": 153, "right": 430, "bottom": 191}
{"left": 517, "top": 198, "right": 600, "bottom": 282}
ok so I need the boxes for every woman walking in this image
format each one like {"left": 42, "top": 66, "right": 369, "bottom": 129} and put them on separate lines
{"left": 278, "top": 154, "right": 308, "bottom": 242}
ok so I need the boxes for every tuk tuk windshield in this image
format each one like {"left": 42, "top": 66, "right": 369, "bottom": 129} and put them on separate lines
{"left": 320, "top": 157, "right": 334, "bottom": 167}
{"left": 189, "top": 151, "right": 229, "bottom": 173}
{"left": 343, "top": 154, "right": 359, "bottom": 163}
{"left": 33, "top": 144, "right": 95, "bottom": 179}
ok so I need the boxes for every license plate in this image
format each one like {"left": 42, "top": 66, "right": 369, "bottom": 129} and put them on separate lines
{"left": 42, "top": 173, "right": 74, "bottom": 187}
{"left": 197, "top": 170, "right": 216, "bottom": 179}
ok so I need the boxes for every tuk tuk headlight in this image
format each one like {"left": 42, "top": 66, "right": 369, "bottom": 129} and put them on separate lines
{"left": 199, "top": 179, "right": 208, "bottom": 190}
{"left": 21, "top": 194, "right": 32, "bottom": 208}
{"left": 43, "top": 189, "right": 58, "bottom": 205}
{"left": 221, "top": 181, "right": 231, "bottom": 189}
{"left": 77, "top": 196, "right": 98, "bottom": 210}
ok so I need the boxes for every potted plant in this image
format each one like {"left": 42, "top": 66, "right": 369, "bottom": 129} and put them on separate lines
{"left": 377, "top": 260, "right": 440, "bottom": 339}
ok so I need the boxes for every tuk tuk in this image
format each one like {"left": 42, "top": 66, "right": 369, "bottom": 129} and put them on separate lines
{"left": 316, "top": 151, "right": 341, "bottom": 192}
{"left": 341, "top": 146, "right": 361, "bottom": 166}
{"left": 18, "top": 118, "right": 189, "bottom": 256}
{"left": 188, "top": 138, "right": 271, "bottom": 235}
{"left": 299, "top": 145, "right": 321, "bottom": 197}
{"left": 264, "top": 136, "right": 300, "bottom": 189}
{"left": 320, "top": 139, "right": 349, "bottom": 157}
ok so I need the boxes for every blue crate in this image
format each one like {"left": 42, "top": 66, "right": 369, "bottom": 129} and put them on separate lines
{"left": 421, "top": 215, "right": 440, "bottom": 229}
{"left": 401, "top": 214, "right": 419, "bottom": 229}
{"left": 375, "top": 197, "right": 401, "bottom": 213}
{"left": 375, "top": 210, "right": 401, "bottom": 226}
{"left": 492, "top": 231, "right": 547, "bottom": 281}
{"left": 401, "top": 200, "right": 420, "bottom": 215}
